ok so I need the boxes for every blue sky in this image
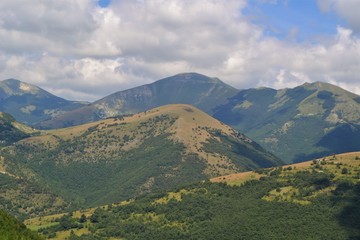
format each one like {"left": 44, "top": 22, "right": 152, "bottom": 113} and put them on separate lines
{"left": 98, "top": 0, "right": 111, "bottom": 8}
{"left": 243, "top": 0, "right": 348, "bottom": 42}
{"left": 97, "top": 0, "right": 351, "bottom": 42}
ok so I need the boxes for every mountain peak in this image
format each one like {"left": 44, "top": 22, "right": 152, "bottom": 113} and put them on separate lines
{"left": 301, "top": 81, "right": 348, "bottom": 93}
{"left": 40, "top": 73, "right": 238, "bottom": 129}
{"left": 0, "top": 79, "right": 87, "bottom": 125}
{"left": 159, "top": 72, "right": 225, "bottom": 84}
{"left": 0, "top": 78, "right": 42, "bottom": 96}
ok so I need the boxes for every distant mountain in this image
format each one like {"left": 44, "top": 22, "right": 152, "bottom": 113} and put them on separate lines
{"left": 213, "top": 82, "right": 360, "bottom": 163}
{"left": 1, "top": 104, "right": 281, "bottom": 209}
{"left": 6, "top": 75, "right": 358, "bottom": 165}
{"left": 0, "top": 79, "right": 87, "bottom": 125}
{"left": 37, "top": 73, "right": 238, "bottom": 129}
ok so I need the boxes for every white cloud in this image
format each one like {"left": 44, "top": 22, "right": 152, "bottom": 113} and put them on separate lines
{"left": 0, "top": 0, "right": 98, "bottom": 56}
{"left": 317, "top": 0, "right": 360, "bottom": 33}
{"left": 253, "top": 26, "right": 360, "bottom": 93}
{"left": 0, "top": 0, "right": 359, "bottom": 101}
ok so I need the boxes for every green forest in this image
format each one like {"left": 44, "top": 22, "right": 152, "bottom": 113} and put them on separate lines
{"left": 38, "top": 166, "right": 360, "bottom": 239}
{"left": 0, "top": 209, "right": 43, "bottom": 240}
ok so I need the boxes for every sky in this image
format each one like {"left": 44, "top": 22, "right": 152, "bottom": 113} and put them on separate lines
{"left": 0, "top": 0, "right": 359, "bottom": 101}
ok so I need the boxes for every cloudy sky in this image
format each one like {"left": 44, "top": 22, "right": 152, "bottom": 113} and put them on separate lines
{"left": 0, "top": 0, "right": 359, "bottom": 101}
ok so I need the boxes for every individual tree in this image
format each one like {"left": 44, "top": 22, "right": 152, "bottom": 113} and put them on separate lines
{"left": 79, "top": 214, "right": 87, "bottom": 223}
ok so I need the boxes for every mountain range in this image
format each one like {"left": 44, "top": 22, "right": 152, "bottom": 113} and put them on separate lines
{"left": 2, "top": 73, "right": 360, "bottom": 164}
{"left": 37, "top": 73, "right": 238, "bottom": 129}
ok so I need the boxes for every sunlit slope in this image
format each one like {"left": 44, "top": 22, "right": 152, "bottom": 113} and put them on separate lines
{"left": 212, "top": 151, "right": 360, "bottom": 187}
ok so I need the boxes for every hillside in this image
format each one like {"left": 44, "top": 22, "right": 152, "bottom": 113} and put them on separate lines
{"left": 0, "top": 112, "right": 34, "bottom": 146}
{"left": 0, "top": 170, "right": 71, "bottom": 220}
{"left": 213, "top": 82, "right": 360, "bottom": 163}
{"left": 37, "top": 73, "right": 238, "bottom": 129}
{"left": 26, "top": 152, "right": 360, "bottom": 239}
{"left": 0, "top": 112, "right": 72, "bottom": 219}
{"left": 0, "top": 104, "right": 281, "bottom": 212}
{"left": 0, "top": 209, "right": 43, "bottom": 240}
{"left": 0, "top": 79, "right": 86, "bottom": 125}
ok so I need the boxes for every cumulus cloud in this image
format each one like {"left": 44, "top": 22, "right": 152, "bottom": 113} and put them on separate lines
{"left": 0, "top": 0, "right": 359, "bottom": 101}
{"left": 255, "top": 26, "right": 360, "bottom": 92}
{"left": 317, "top": 0, "right": 360, "bottom": 33}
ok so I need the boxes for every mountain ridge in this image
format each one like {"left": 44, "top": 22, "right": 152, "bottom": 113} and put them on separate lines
{"left": 3, "top": 74, "right": 360, "bottom": 164}
{"left": 37, "top": 73, "right": 238, "bottom": 129}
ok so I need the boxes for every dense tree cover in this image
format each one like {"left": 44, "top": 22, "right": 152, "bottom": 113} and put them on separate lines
{"left": 0, "top": 209, "right": 43, "bottom": 240}
{"left": 2, "top": 131, "right": 206, "bottom": 209}
{"left": 40, "top": 170, "right": 360, "bottom": 239}
{"left": 0, "top": 172, "right": 70, "bottom": 220}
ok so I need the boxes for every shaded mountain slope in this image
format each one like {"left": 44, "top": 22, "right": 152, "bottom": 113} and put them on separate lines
{"left": 38, "top": 73, "right": 238, "bottom": 129}
{"left": 213, "top": 82, "right": 360, "bottom": 163}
